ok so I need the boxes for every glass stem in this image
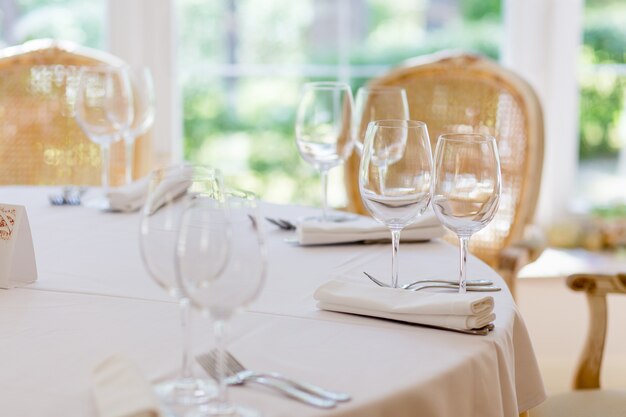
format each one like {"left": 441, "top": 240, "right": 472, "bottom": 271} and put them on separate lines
{"left": 213, "top": 319, "right": 230, "bottom": 411}
{"left": 100, "top": 143, "right": 110, "bottom": 194}
{"left": 125, "top": 134, "right": 134, "bottom": 185}
{"left": 320, "top": 169, "right": 329, "bottom": 222}
{"left": 458, "top": 236, "right": 469, "bottom": 294}
{"left": 391, "top": 228, "right": 402, "bottom": 288}
{"left": 179, "top": 297, "right": 193, "bottom": 381}
{"left": 378, "top": 165, "right": 387, "bottom": 195}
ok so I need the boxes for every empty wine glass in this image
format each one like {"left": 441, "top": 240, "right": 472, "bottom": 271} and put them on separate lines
{"left": 354, "top": 86, "right": 409, "bottom": 154}
{"left": 295, "top": 81, "right": 354, "bottom": 222}
{"left": 75, "top": 66, "right": 133, "bottom": 209}
{"left": 431, "top": 134, "right": 501, "bottom": 294}
{"left": 124, "top": 67, "right": 155, "bottom": 184}
{"left": 177, "top": 190, "right": 266, "bottom": 417}
{"left": 139, "top": 164, "right": 223, "bottom": 405}
{"left": 359, "top": 120, "right": 433, "bottom": 288}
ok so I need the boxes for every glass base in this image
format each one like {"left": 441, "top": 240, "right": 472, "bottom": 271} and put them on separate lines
{"left": 154, "top": 377, "right": 216, "bottom": 406}
{"left": 186, "top": 403, "right": 260, "bottom": 417}
{"left": 304, "top": 212, "right": 358, "bottom": 223}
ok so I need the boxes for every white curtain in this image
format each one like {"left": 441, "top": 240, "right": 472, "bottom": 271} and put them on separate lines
{"left": 106, "top": 0, "right": 182, "bottom": 167}
{"left": 503, "top": 0, "right": 584, "bottom": 225}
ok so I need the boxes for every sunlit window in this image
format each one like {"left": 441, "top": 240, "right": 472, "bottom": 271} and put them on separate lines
{"left": 178, "top": 0, "right": 503, "bottom": 206}
{"left": 0, "top": 0, "right": 104, "bottom": 48}
{"left": 575, "top": 0, "right": 626, "bottom": 208}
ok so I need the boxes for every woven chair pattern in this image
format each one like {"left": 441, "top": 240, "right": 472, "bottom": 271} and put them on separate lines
{"left": 0, "top": 39, "right": 151, "bottom": 186}
{"left": 345, "top": 52, "right": 544, "bottom": 267}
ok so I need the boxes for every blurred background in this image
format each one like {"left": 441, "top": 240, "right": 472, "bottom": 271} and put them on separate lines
{"left": 0, "top": 0, "right": 625, "bottom": 213}
{"left": 2, "top": 0, "right": 626, "bottom": 393}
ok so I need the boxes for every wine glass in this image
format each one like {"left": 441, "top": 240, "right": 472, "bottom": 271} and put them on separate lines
{"left": 431, "top": 134, "right": 502, "bottom": 294}
{"left": 177, "top": 190, "right": 266, "bottom": 417}
{"left": 124, "top": 67, "right": 155, "bottom": 184}
{"left": 139, "top": 164, "right": 223, "bottom": 405}
{"left": 75, "top": 66, "right": 133, "bottom": 209}
{"left": 354, "top": 86, "right": 409, "bottom": 154}
{"left": 359, "top": 120, "right": 433, "bottom": 288}
{"left": 295, "top": 81, "right": 354, "bottom": 222}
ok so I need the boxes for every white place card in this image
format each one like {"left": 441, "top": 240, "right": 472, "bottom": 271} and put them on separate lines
{"left": 0, "top": 204, "right": 37, "bottom": 289}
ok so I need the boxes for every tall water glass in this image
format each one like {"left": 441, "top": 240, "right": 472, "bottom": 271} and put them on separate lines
{"left": 177, "top": 190, "right": 266, "bottom": 417}
{"left": 432, "top": 134, "right": 501, "bottom": 294}
{"left": 354, "top": 86, "right": 409, "bottom": 154}
{"left": 75, "top": 66, "right": 133, "bottom": 209}
{"left": 139, "top": 164, "right": 223, "bottom": 405}
{"left": 295, "top": 82, "right": 354, "bottom": 222}
{"left": 359, "top": 120, "right": 432, "bottom": 288}
{"left": 124, "top": 67, "right": 155, "bottom": 184}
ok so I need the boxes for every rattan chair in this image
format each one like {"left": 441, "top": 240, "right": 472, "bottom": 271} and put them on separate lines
{"left": 530, "top": 273, "right": 626, "bottom": 416}
{"left": 0, "top": 39, "right": 151, "bottom": 186}
{"left": 345, "top": 51, "right": 545, "bottom": 294}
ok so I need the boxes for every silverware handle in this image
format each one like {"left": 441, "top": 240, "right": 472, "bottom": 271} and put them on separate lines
{"left": 248, "top": 376, "right": 336, "bottom": 408}
{"left": 259, "top": 372, "right": 350, "bottom": 402}
{"left": 410, "top": 284, "right": 501, "bottom": 292}
{"left": 404, "top": 279, "right": 493, "bottom": 289}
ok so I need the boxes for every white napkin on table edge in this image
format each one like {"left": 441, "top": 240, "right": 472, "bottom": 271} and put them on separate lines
{"left": 314, "top": 280, "right": 495, "bottom": 330}
{"left": 297, "top": 210, "right": 445, "bottom": 245}
{"left": 106, "top": 174, "right": 192, "bottom": 214}
{"left": 92, "top": 354, "right": 161, "bottom": 417}
{"left": 106, "top": 177, "right": 150, "bottom": 212}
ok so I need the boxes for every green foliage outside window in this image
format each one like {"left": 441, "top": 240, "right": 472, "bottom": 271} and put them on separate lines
{"left": 578, "top": 3, "right": 626, "bottom": 159}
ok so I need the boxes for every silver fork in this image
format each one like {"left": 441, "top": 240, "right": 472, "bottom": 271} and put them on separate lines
{"left": 47, "top": 186, "right": 86, "bottom": 206}
{"left": 363, "top": 272, "right": 496, "bottom": 290}
{"left": 265, "top": 217, "right": 297, "bottom": 231}
{"left": 197, "top": 351, "right": 348, "bottom": 408}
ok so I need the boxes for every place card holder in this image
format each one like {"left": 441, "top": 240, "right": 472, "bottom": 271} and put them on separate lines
{"left": 0, "top": 204, "right": 37, "bottom": 289}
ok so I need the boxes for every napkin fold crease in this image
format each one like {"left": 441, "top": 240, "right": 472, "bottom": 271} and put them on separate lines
{"left": 314, "top": 280, "right": 495, "bottom": 330}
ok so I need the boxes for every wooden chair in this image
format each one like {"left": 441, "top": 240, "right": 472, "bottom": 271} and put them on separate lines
{"left": 344, "top": 51, "right": 545, "bottom": 295}
{"left": 0, "top": 39, "right": 151, "bottom": 186}
{"left": 530, "top": 273, "right": 626, "bottom": 416}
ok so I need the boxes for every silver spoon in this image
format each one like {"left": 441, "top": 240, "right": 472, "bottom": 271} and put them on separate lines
{"left": 363, "top": 272, "right": 494, "bottom": 290}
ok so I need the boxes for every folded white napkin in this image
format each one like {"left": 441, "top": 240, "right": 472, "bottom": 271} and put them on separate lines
{"left": 297, "top": 211, "right": 444, "bottom": 245}
{"left": 314, "top": 280, "right": 495, "bottom": 330}
{"left": 92, "top": 355, "right": 161, "bottom": 417}
{"left": 106, "top": 178, "right": 150, "bottom": 212}
{"left": 106, "top": 175, "right": 191, "bottom": 213}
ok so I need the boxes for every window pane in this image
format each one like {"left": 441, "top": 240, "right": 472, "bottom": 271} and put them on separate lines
{"left": 576, "top": 0, "right": 626, "bottom": 205}
{"left": 179, "top": 0, "right": 503, "bottom": 205}
{"left": 0, "top": 0, "right": 104, "bottom": 48}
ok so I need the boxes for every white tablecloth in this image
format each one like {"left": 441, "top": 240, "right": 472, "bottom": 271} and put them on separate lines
{"left": 0, "top": 187, "right": 546, "bottom": 417}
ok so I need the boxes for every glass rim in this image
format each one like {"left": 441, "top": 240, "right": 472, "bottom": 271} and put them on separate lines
{"left": 225, "top": 188, "right": 257, "bottom": 202}
{"left": 150, "top": 163, "right": 222, "bottom": 179}
{"left": 367, "top": 119, "right": 427, "bottom": 129}
{"left": 358, "top": 85, "right": 406, "bottom": 94}
{"left": 437, "top": 133, "right": 496, "bottom": 143}
{"left": 77, "top": 64, "right": 130, "bottom": 74}
{"left": 303, "top": 81, "right": 351, "bottom": 91}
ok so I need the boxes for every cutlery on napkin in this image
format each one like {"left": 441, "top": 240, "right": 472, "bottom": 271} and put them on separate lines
{"left": 92, "top": 354, "right": 161, "bottom": 417}
{"left": 296, "top": 210, "right": 445, "bottom": 245}
{"left": 313, "top": 280, "right": 495, "bottom": 331}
